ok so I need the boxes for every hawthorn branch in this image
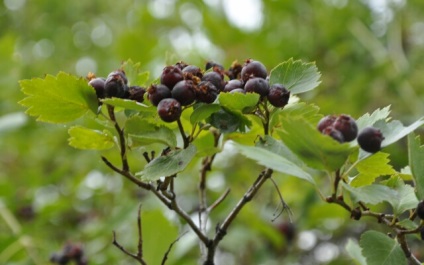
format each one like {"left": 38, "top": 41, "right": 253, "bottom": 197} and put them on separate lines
{"left": 177, "top": 118, "right": 189, "bottom": 148}
{"left": 107, "top": 105, "right": 129, "bottom": 172}
{"left": 112, "top": 231, "right": 147, "bottom": 265}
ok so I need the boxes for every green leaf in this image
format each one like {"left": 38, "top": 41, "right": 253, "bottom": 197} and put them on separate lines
{"left": 356, "top": 106, "right": 391, "bottom": 130}
{"left": 351, "top": 152, "right": 396, "bottom": 187}
{"left": 270, "top": 102, "right": 321, "bottom": 133}
{"left": 276, "top": 117, "right": 353, "bottom": 171}
{"left": 230, "top": 141, "right": 315, "bottom": 184}
{"left": 408, "top": 133, "right": 424, "bottom": 200}
{"left": 121, "top": 59, "right": 150, "bottom": 86}
{"left": 102, "top": 98, "right": 152, "bottom": 112}
{"left": 140, "top": 145, "right": 197, "bottom": 181}
{"left": 375, "top": 118, "right": 424, "bottom": 148}
{"left": 125, "top": 116, "right": 177, "bottom": 148}
{"left": 218, "top": 92, "right": 260, "bottom": 112}
{"left": 209, "top": 108, "right": 251, "bottom": 133}
{"left": 255, "top": 135, "right": 304, "bottom": 166}
{"left": 384, "top": 176, "right": 419, "bottom": 214}
{"left": 190, "top": 103, "right": 221, "bottom": 125}
{"left": 19, "top": 72, "right": 98, "bottom": 123}
{"left": 341, "top": 182, "right": 396, "bottom": 205}
{"left": 345, "top": 239, "right": 367, "bottom": 265}
{"left": 68, "top": 126, "right": 115, "bottom": 150}
{"left": 269, "top": 58, "right": 321, "bottom": 94}
{"left": 397, "top": 219, "right": 419, "bottom": 231}
{"left": 360, "top": 230, "right": 407, "bottom": 265}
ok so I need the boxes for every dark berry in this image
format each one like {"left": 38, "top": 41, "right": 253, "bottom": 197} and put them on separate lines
{"left": 420, "top": 227, "right": 424, "bottom": 240}
{"left": 350, "top": 207, "right": 362, "bottom": 220}
{"left": 205, "top": 61, "right": 224, "bottom": 71}
{"left": 50, "top": 253, "right": 69, "bottom": 265}
{"left": 317, "top": 115, "right": 337, "bottom": 132}
{"left": 88, "top": 77, "right": 106, "bottom": 99}
{"left": 171, "top": 80, "right": 196, "bottom": 106}
{"left": 276, "top": 222, "right": 296, "bottom": 242}
{"left": 160, "top": 65, "right": 184, "bottom": 89}
{"left": 357, "top": 127, "right": 384, "bottom": 153}
{"left": 322, "top": 126, "right": 344, "bottom": 143}
{"left": 202, "top": 71, "right": 225, "bottom": 91}
{"left": 196, "top": 81, "right": 218, "bottom": 103}
{"left": 104, "top": 70, "right": 128, "bottom": 98}
{"left": 174, "top": 61, "right": 189, "bottom": 70}
{"left": 267, "top": 83, "right": 290, "bottom": 107}
{"left": 128, "top": 86, "right": 146, "bottom": 103}
{"left": 241, "top": 59, "right": 267, "bottom": 82}
{"left": 244, "top": 77, "right": 270, "bottom": 97}
{"left": 157, "top": 98, "right": 182, "bottom": 122}
{"left": 416, "top": 201, "right": 424, "bottom": 220}
{"left": 226, "top": 60, "right": 242, "bottom": 80}
{"left": 224, "top": 79, "right": 244, "bottom": 92}
{"left": 229, "top": 88, "right": 245, "bottom": 94}
{"left": 333, "top": 114, "right": 358, "bottom": 142}
{"left": 147, "top": 84, "right": 171, "bottom": 106}
{"left": 182, "top": 65, "right": 203, "bottom": 78}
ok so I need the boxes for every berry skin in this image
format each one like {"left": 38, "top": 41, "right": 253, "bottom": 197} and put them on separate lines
{"left": 229, "top": 88, "right": 245, "bottom": 94}
{"left": 128, "top": 86, "right": 146, "bottom": 103}
{"left": 147, "top": 84, "right": 172, "bottom": 106}
{"left": 241, "top": 59, "right": 267, "bottom": 82}
{"left": 157, "top": 98, "right": 182, "bottom": 123}
{"left": 333, "top": 114, "right": 358, "bottom": 142}
{"left": 171, "top": 80, "right": 196, "bottom": 106}
{"left": 223, "top": 79, "right": 244, "bottom": 92}
{"left": 317, "top": 115, "right": 337, "bottom": 132}
{"left": 205, "top": 61, "right": 224, "bottom": 72}
{"left": 322, "top": 126, "right": 344, "bottom": 143}
{"left": 267, "top": 84, "right": 290, "bottom": 107}
{"left": 196, "top": 81, "right": 219, "bottom": 103}
{"left": 182, "top": 65, "right": 203, "bottom": 79}
{"left": 357, "top": 127, "right": 384, "bottom": 153}
{"left": 88, "top": 77, "right": 106, "bottom": 99}
{"left": 202, "top": 71, "right": 225, "bottom": 91}
{"left": 416, "top": 201, "right": 424, "bottom": 220}
{"left": 244, "top": 77, "right": 270, "bottom": 97}
{"left": 160, "top": 65, "right": 184, "bottom": 89}
{"left": 104, "top": 70, "right": 128, "bottom": 98}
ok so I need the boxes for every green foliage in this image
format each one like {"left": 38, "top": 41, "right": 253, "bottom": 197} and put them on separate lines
{"left": 360, "top": 231, "right": 407, "bottom": 265}
{"left": 408, "top": 133, "right": 424, "bottom": 200}
{"left": 351, "top": 152, "right": 396, "bottom": 187}
{"left": 68, "top": 126, "right": 115, "bottom": 150}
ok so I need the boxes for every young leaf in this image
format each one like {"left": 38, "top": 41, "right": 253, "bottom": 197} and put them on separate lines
{"left": 125, "top": 116, "right": 177, "bottom": 148}
{"left": 19, "top": 72, "right": 98, "bottom": 123}
{"left": 408, "top": 133, "right": 424, "bottom": 200}
{"left": 276, "top": 117, "right": 353, "bottom": 171}
{"left": 68, "top": 126, "right": 115, "bottom": 150}
{"left": 360, "top": 230, "right": 407, "bottom": 265}
{"left": 218, "top": 92, "right": 259, "bottom": 113}
{"left": 140, "top": 145, "right": 197, "bottom": 181}
{"left": 356, "top": 106, "right": 391, "bottom": 130}
{"left": 345, "top": 239, "right": 367, "bottom": 265}
{"left": 351, "top": 152, "right": 396, "bottom": 187}
{"left": 230, "top": 141, "right": 315, "bottom": 184}
{"left": 121, "top": 59, "right": 150, "bottom": 86}
{"left": 269, "top": 58, "right": 321, "bottom": 94}
{"left": 190, "top": 103, "right": 221, "bottom": 125}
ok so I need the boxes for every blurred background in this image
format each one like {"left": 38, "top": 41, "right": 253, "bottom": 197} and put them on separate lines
{"left": 1, "top": 0, "right": 424, "bottom": 264}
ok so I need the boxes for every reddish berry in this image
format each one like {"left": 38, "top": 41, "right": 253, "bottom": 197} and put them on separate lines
{"left": 128, "top": 86, "right": 146, "bottom": 103}
{"left": 241, "top": 59, "right": 267, "bottom": 82}
{"left": 147, "top": 84, "right": 171, "bottom": 106}
{"left": 157, "top": 98, "right": 182, "bottom": 122}
{"left": 333, "top": 114, "right": 358, "bottom": 142}
{"left": 267, "top": 84, "right": 290, "bottom": 107}
{"left": 357, "top": 127, "right": 384, "bottom": 153}
{"left": 171, "top": 80, "right": 196, "bottom": 106}
{"left": 317, "top": 115, "right": 337, "bottom": 132}
{"left": 244, "top": 77, "right": 270, "bottom": 97}
{"left": 196, "top": 81, "right": 218, "bottom": 103}
{"left": 160, "top": 65, "right": 184, "bottom": 89}
{"left": 182, "top": 65, "right": 203, "bottom": 78}
{"left": 322, "top": 126, "right": 344, "bottom": 143}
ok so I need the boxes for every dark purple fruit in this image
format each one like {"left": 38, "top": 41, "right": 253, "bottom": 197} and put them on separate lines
{"left": 88, "top": 77, "right": 106, "bottom": 99}
{"left": 357, "top": 127, "right": 384, "bottom": 153}
{"left": 171, "top": 80, "right": 196, "bottom": 106}
{"left": 182, "top": 65, "right": 203, "bottom": 78}
{"left": 241, "top": 59, "right": 267, "bottom": 82}
{"left": 104, "top": 70, "right": 128, "bottom": 98}
{"left": 196, "top": 81, "right": 218, "bottom": 103}
{"left": 229, "top": 88, "right": 245, "bottom": 94}
{"left": 160, "top": 65, "right": 184, "bottom": 89}
{"left": 147, "top": 84, "right": 171, "bottom": 106}
{"left": 128, "top": 86, "right": 146, "bottom": 103}
{"left": 205, "top": 61, "right": 224, "bottom": 71}
{"left": 174, "top": 61, "right": 189, "bottom": 70}
{"left": 157, "top": 98, "right": 182, "bottom": 122}
{"left": 202, "top": 71, "right": 225, "bottom": 91}
{"left": 276, "top": 222, "right": 296, "bottom": 242}
{"left": 317, "top": 115, "right": 337, "bottom": 132}
{"left": 322, "top": 126, "right": 344, "bottom": 143}
{"left": 420, "top": 227, "right": 424, "bottom": 240}
{"left": 244, "top": 77, "right": 270, "bottom": 97}
{"left": 416, "top": 201, "right": 424, "bottom": 220}
{"left": 267, "top": 84, "right": 290, "bottom": 107}
{"left": 223, "top": 79, "right": 244, "bottom": 92}
{"left": 333, "top": 114, "right": 358, "bottom": 142}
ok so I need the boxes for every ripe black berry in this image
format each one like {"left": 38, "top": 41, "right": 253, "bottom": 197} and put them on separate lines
{"left": 128, "top": 86, "right": 146, "bottom": 103}
{"left": 88, "top": 77, "right": 106, "bottom": 99}
{"left": 196, "top": 81, "right": 218, "bottom": 103}
{"left": 205, "top": 61, "right": 224, "bottom": 71}
{"left": 157, "top": 98, "right": 182, "bottom": 123}
{"left": 223, "top": 79, "right": 244, "bottom": 92}
{"left": 241, "top": 59, "right": 267, "bottom": 82}
{"left": 104, "top": 70, "right": 128, "bottom": 98}
{"left": 357, "top": 127, "right": 384, "bottom": 153}
{"left": 267, "top": 84, "right": 290, "bottom": 107}
{"left": 202, "top": 71, "right": 225, "bottom": 91}
{"left": 160, "top": 65, "right": 184, "bottom": 89}
{"left": 416, "top": 201, "right": 424, "bottom": 220}
{"left": 147, "top": 84, "right": 171, "bottom": 106}
{"left": 317, "top": 115, "right": 337, "bottom": 132}
{"left": 174, "top": 61, "right": 189, "bottom": 70}
{"left": 171, "top": 80, "right": 196, "bottom": 106}
{"left": 322, "top": 126, "right": 344, "bottom": 143}
{"left": 182, "top": 65, "right": 203, "bottom": 78}
{"left": 333, "top": 114, "right": 358, "bottom": 142}
{"left": 244, "top": 77, "right": 270, "bottom": 97}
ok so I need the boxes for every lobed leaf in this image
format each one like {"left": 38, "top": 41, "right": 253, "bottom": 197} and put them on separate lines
{"left": 375, "top": 118, "right": 424, "bottom": 148}
{"left": 351, "top": 152, "right": 396, "bottom": 187}
{"left": 190, "top": 103, "right": 221, "bottom": 125}
{"left": 356, "top": 106, "right": 391, "bottom": 130}
{"left": 360, "top": 231, "right": 407, "bottom": 265}
{"left": 408, "top": 133, "right": 424, "bottom": 200}
{"left": 345, "top": 239, "right": 367, "bottom": 265}
{"left": 218, "top": 92, "right": 259, "bottom": 113}
{"left": 19, "top": 72, "right": 98, "bottom": 123}
{"left": 269, "top": 58, "right": 321, "bottom": 94}
{"left": 68, "top": 126, "right": 115, "bottom": 150}
{"left": 121, "top": 59, "right": 150, "bottom": 86}
{"left": 102, "top": 98, "right": 152, "bottom": 113}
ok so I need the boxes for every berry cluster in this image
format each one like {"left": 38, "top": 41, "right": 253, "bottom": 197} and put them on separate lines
{"left": 88, "top": 70, "right": 146, "bottom": 103}
{"left": 50, "top": 242, "right": 87, "bottom": 265}
{"left": 317, "top": 115, "right": 384, "bottom": 153}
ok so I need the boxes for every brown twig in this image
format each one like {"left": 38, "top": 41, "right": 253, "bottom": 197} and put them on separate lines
{"left": 207, "top": 188, "right": 231, "bottom": 213}
{"left": 112, "top": 231, "right": 147, "bottom": 265}
{"left": 269, "top": 177, "right": 292, "bottom": 222}
{"left": 107, "top": 104, "right": 129, "bottom": 172}
{"left": 137, "top": 204, "right": 143, "bottom": 260}
{"left": 177, "top": 118, "right": 189, "bottom": 148}
{"left": 161, "top": 231, "right": 188, "bottom": 265}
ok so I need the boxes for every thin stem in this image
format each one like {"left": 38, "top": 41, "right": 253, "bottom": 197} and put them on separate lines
{"left": 137, "top": 204, "right": 143, "bottom": 260}
{"left": 161, "top": 232, "right": 188, "bottom": 265}
{"left": 101, "top": 156, "right": 150, "bottom": 189}
{"left": 112, "top": 231, "right": 147, "bottom": 265}
{"left": 107, "top": 105, "right": 129, "bottom": 172}
{"left": 177, "top": 118, "right": 189, "bottom": 148}
{"left": 207, "top": 188, "right": 231, "bottom": 213}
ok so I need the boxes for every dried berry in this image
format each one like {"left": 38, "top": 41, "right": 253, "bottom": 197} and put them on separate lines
{"left": 196, "top": 81, "right": 218, "bottom": 103}
{"left": 128, "top": 86, "right": 146, "bottom": 103}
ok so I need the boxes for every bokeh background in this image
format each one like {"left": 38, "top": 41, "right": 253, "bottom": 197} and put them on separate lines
{"left": 1, "top": 0, "right": 424, "bottom": 264}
